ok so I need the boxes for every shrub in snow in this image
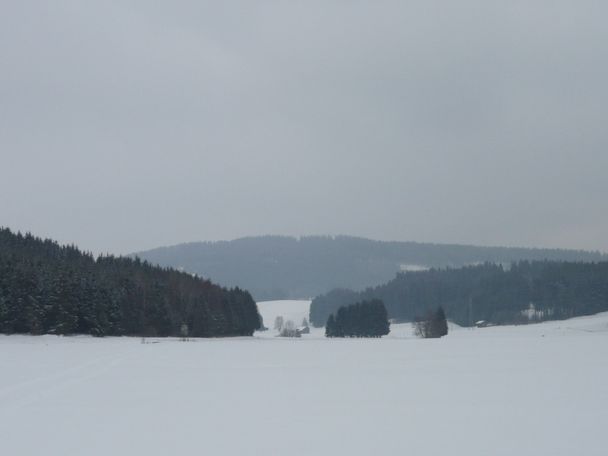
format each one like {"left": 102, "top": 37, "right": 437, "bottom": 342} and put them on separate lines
{"left": 413, "top": 307, "right": 448, "bottom": 338}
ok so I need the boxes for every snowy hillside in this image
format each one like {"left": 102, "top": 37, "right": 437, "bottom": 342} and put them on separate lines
{"left": 1, "top": 300, "right": 607, "bottom": 456}
{"left": 258, "top": 299, "right": 312, "bottom": 330}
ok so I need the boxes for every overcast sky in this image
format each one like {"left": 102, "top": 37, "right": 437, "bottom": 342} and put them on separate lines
{"left": 1, "top": 1, "right": 607, "bottom": 254}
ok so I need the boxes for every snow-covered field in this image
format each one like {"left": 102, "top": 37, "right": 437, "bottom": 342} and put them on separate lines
{"left": 1, "top": 300, "right": 607, "bottom": 456}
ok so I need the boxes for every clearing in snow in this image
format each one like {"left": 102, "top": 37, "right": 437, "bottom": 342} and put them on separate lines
{"left": 1, "top": 300, "right": 607, "bottom": 456}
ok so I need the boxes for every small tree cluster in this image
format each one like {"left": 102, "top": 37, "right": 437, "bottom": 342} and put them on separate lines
{"left": 325, "top": 299, "right": 390, "bottom": 338}
{"left": 413, "top": 306, "right": 448, "bottom": 338}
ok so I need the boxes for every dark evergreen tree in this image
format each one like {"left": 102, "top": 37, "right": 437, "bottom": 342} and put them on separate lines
{"left": 325, "top": 314, "right": 336, "bottom": 337}
{"left": 432, "top": 306, "right": 448, "bottom": 337}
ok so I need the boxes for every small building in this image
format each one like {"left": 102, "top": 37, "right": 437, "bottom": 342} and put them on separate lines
{"left": 297, "top": 326, "right": 310, "bottom": 335}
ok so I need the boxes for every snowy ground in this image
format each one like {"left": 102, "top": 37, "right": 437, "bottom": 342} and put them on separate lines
{"left": 1, "top": 300, "right": 607, "bottom": 456}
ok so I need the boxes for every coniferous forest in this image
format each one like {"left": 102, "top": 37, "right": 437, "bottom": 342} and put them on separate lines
{"left": 310, "top": 261, "right": 608, "bottom": 327}
{"left": 325, "top": 299, "right": 390, "bottom": 338}
{"left": 0, "top": 228, "right": 261, "bottom": 337}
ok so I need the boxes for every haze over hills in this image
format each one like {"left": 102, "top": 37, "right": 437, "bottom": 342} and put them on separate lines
{"left": 134, "top": 235, "right": 607, "bottom": 301}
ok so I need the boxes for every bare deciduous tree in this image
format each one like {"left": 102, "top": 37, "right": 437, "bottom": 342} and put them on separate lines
{"left": 279, "top": 319, "right": 300, "bottom": 337}
{"left": 274, "top": 316, "right": 284, "bottom": 332}
{"left": 180, "top": 323, "right": 189, "bottom": 341}
{"left": 413, "top": 307, "right": 448, "bottom": 338}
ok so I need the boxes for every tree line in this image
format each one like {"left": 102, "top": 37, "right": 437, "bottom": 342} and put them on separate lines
{"left": 310, "top": 261, "right": 608, "bottom": 327}
{"left": 0, "top": 228, "right": 261, "bottom": 337}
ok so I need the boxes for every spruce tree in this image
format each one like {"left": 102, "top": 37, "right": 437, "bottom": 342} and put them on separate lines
{"left": 434, "top": 306, "right": 448, "bottom": 337}
{"left": 325, "top": 314, "right": 336, "bottom": 337}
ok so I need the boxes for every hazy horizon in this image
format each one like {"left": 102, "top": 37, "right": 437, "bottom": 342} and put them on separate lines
{"left": 2, "top": 1, "right": 607, "bottom": 255}
{"left": 132, "top": 233, "right": 608, "bottom": 256}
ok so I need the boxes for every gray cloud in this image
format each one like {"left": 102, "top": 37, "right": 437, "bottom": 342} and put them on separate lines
{"left": 1, "top": 1, "right": 607, "bottom": 254}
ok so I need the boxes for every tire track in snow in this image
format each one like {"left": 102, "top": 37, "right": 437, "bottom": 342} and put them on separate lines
{"left": 0, "top": 343, "right": 140, "bottom": 410}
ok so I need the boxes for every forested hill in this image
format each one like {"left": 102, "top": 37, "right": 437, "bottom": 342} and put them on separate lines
{"left": 134, "top": 236, "right": 607, "bottom": 301}
{"left": 0, "top": 228, "right": 261, "bottom": 337}
{"left": 309, "top": 261, "right": 608, "bottom": 327}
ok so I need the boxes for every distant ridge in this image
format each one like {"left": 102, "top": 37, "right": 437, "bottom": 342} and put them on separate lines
{"left": 133, "top": 235, "right": 607, "bottom": 301}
